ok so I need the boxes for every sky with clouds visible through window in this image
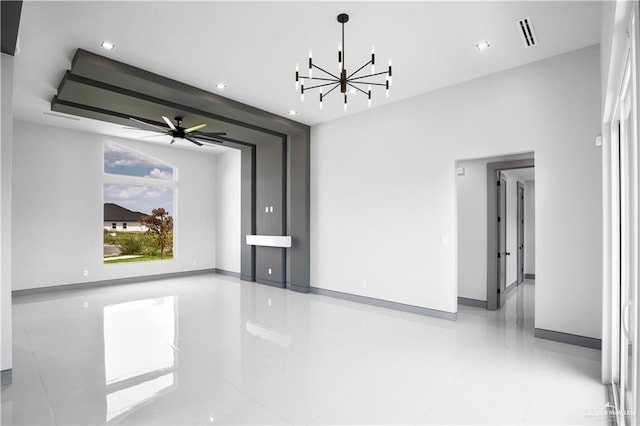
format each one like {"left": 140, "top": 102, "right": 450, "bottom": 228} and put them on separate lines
{"left": 104, "top": 142, "right": 174, "bottom": 216}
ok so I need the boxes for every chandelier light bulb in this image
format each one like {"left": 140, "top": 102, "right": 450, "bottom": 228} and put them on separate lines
{"left": 309, "top": 50, "right": 313, "bottom": 79}
{"left": 296, "top": 64, "right": 300, "bottom": 89}
{"left": 388, "top": 58, "right": 393, "bottom": 86}
{"left": 300, "top": 80, "right": 304, "bottom": 102}
{"left": 368, "top": 85, "right": 372, "bottom": 107}
{"left": 371, "top": 46, "right": 375, "bottom": 74}
{"left": 319, "top": 88, "right": 323, "bottom": 110}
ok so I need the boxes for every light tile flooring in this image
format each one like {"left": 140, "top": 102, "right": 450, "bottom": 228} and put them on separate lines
{"left": 1, "top": 275, "right": 607, "bottom": 425}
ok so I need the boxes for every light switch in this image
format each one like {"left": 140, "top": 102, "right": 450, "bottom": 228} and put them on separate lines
{"left": 265, "top": 207, "right": 269, "bottom": 213}
{"left": 270, "top": 206, "right": 274, "bottom": 213}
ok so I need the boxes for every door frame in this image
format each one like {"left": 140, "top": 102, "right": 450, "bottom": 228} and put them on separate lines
{"left": 602, "top": 2, "right": 640, "bottom": 419}
{"left": 497, "top": 172, "right": 507, "bottom": 308}
{"left": 517, "top": 182, "right": 525, "bottom": 285}
{"left": 486, "top": 158, "right": 534, "bottom": 311}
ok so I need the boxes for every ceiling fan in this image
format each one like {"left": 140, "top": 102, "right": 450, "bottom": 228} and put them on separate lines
{"left": 128, "top": 116, "right": 226, "bottom": 146}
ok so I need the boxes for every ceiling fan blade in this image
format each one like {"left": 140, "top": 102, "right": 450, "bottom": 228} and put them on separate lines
{"left": 123, "top": 126, "right": 154, "bottom": 130}
{"left": 192, "top": 131, "right": 227, "bottom": 136}
{"left": 184, "top": 123, "right": 207, "bottom": 133}
{"left": 185, "top": 136, "right": 203, "bottom": 147}
{"left": 139, "top": 133, "right": 168, "bottom": 139}
{"left": 189, "top": 134, "right": 225, "bottom": 143}
{"left": 129, "top": 117, "right": 167, "bottom": 132}
{"left": 162, "top": 116, "right": 178, "bottom": 131}
{"left": 195, "top": 137, "right": 225, "bottom": 145}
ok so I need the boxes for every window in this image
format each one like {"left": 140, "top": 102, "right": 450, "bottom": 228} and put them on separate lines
{"left": 103, "top": 142, "right": 176, "bottom": 264}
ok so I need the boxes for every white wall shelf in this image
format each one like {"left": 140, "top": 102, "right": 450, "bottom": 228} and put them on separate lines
{"left": 246, "top": 235, "right": 292, "bottom": 248}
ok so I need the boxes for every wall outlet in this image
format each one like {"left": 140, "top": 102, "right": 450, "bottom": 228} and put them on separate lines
{"left": 268, "top": 298, "right": 272, "bottom": 307}
{"left": 192, "top": 260, "right": 197, "bottom": 266}
{"left": 83, "top": 270, "right": 89, "bottom": 277}
{"left": 265, "top": 206, "right": 269, "bottom": 213}
{"left": 270, "top": 206, "right": 274, "bottom": 213}
{"left": 268, "top": 268, "right": 272, "bottom": 275}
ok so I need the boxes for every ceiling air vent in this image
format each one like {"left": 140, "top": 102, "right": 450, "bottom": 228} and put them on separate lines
{"left": 517, "top": 17, "right": 537, "bottom": 47}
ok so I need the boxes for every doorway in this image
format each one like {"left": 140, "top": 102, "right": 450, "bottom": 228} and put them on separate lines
{"left": 486, "top": 160, "right": 534, "bottom": 310}
{"left": 455, "top": 154, "right": 535, "bottom": 311}
{"left": 494, "top": 166, "right": 535, "bottom": 308}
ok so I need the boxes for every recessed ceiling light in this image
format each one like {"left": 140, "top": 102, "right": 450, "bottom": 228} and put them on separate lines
{"left": 476, "top": 41, "right": 490, "bottom": 51}
{"left": 288, "top": 110, "right": 297, "bottom": 115}
{"left": 216, "top": 83, "right": 227, "bottom": 89}
{"left": 100, "top": 40, "right": 115, "bottom": 50}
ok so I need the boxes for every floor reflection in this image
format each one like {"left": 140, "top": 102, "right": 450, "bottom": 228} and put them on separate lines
{"left": 4, "top": 275, "right": 603, "bottom": 425}
{"left": 103, "top": 296, "right": 177, "bottom": 422}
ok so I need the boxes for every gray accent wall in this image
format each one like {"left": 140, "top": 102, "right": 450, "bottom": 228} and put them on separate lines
{"left": 48, "top": 49, "right": 311, "bottom": 293}
{"left": 287, "top": 131, "right": 311, "bottom": 293}
{"left": 1, "top": 369, "right": 12, "bottom": 386}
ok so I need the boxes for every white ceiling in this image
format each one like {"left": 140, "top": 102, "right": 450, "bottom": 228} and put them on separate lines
{"left": 12, "top": 1, "right": 602, "bottom": 149}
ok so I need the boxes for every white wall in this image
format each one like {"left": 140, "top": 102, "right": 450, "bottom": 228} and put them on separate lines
{"left": 1, "top": 54, "right": 14, "bottom": 376}
{"left": 524, "top": 180, "right": 536, "bottom": 275}
{"left": 312, "top": 45, "right": 602, "bottom": 338}
{"left": 214, "top": 149, "right": 241, "bottom": 274}
{"left": 456, "top": 159, "right": 488, "bottom": 301}
{"left": 12, "top": 120, "right": 218, "bottom": 290}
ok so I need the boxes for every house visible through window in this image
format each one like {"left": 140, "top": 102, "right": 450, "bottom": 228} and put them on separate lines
{"left": 103, "top": 141, "right": 176, "bottom": 264}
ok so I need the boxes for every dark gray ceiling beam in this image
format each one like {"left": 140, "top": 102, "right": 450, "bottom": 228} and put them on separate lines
{"left": 1, "top": 0, "right": 22, "bottom": 56}
{"left": 67, "top": 49, "right": 306, "bottom": 136}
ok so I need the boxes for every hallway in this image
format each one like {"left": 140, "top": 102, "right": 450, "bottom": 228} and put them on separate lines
{"left": 1, "top": 275, "right": 605, "bottom": 425}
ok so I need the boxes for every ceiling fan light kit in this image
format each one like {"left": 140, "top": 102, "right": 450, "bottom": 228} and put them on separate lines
{"left": 295, "top": 13, "right": 392, "bottom": 111}
{"left": 129, "top": 116, "right": 227, "bottom": 147}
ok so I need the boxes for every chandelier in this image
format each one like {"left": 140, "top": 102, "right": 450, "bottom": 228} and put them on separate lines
{"left": 295, "top": 13, "right": 392, "bottom": 110}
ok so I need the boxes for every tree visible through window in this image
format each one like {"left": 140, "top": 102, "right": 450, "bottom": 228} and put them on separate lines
{"left": 103, "top": 142, "right": 176, "bottom": 264}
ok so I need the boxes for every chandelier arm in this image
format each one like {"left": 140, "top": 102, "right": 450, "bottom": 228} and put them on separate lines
{"left": 304, "top": 81, "right": 342, "bottom": 92}
{"left": 349, "top": 71, "right": 390, "bottom": 81}
{"left": 301, "top": 76, "right": 339, "bottom": 83}
{"left": 347, "top": 60, "right": 373, "bottom": 80}
{"left": 323, "top": 83, "right": 342, "bottom": 97}
{"left": 346, "top": 83, "right": 369, "bottom": 96}
{"left": 348, "top": 81, "right": 388, "bottom": 87}
{"left": 312, "top": 64, "right": 340, "bottom": 80}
